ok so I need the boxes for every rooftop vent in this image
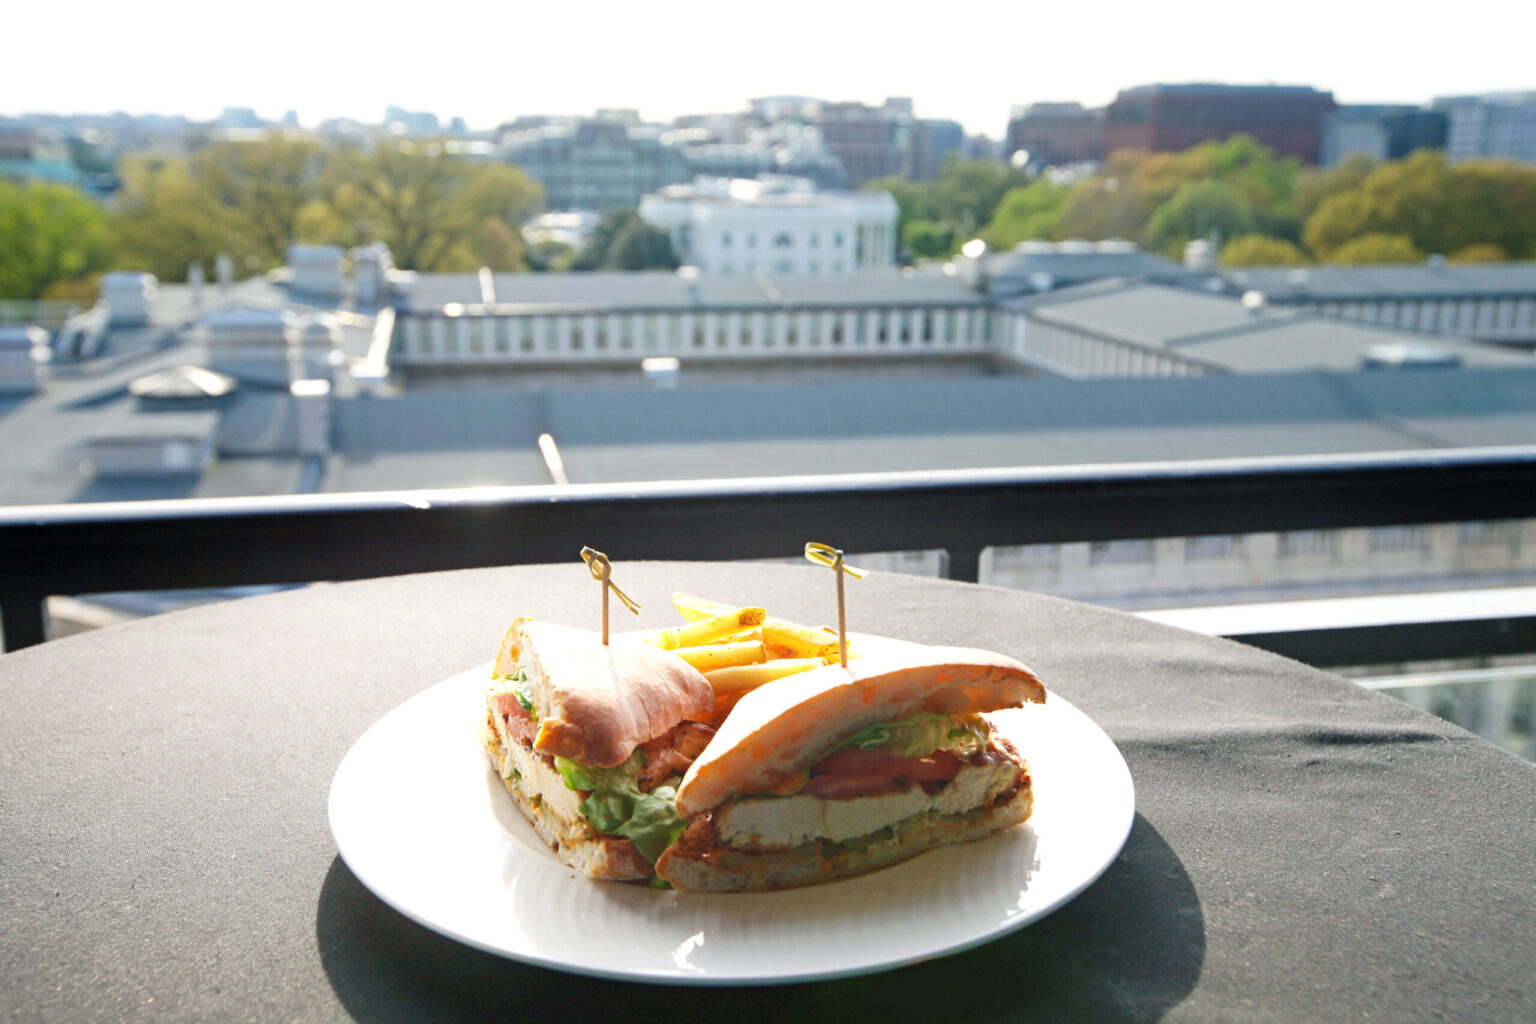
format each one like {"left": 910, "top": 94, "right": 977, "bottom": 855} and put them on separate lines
{"left": 1094, "top": 238, "right": 1138, "bottom": 254}
{"left": 0, "top": 325, "right": 50, "bottom": 394}
{"left": 1016, "top": 239, "right": 1056, "bottom": 255}
{"left": 202, "top": 306, "right": 295, "bottom": 387}
{"left": 100, "top": 272, "right": 157, "bottom": 327}
{"left": 352, "top": 244, "right": 394, "bottom": 306}
{"left": 286, "top": 244, "right": 345, "bottom": 299}
{"left": 1362, "top": 341, "right": 1462, "bottom": 370}
{"left": 1184, "top": 239, "right": 1214, "bottom": 272}
{"left": 1056, "top": 238, "right": 1094, "bottom": 254}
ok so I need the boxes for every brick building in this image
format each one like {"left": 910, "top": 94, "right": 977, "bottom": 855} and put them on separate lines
{"left": 1004, "top": 103, "right": 1104, "bottom": 167}
{"left": 1102, "top": 84, "right": 1336, "bottom": 164}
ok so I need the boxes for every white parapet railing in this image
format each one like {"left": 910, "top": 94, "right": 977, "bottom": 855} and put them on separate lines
{"left": 391, "top": 303, "right": 995, "bottom": 366}
{"left": 0, "top": 300, "right": 85, "bottom": 329}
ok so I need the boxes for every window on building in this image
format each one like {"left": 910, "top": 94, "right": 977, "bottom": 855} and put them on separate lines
{"left": 772, "top": 231, "right": 793, "bottom": 249}
{"left": 833, "top": 232, "right": 844, "bottom": 248}
{"left": 721, "top": 231, "right": 731, "bottom": 248}
{"left": 810, "top": 231, "right": 820, "bottom": 248}
{"left": 776, "top": 259, "right": 793, "bottom": 274}
{"left": 1089, "top": 539, "right": 1154, "bottom": 565}
{"left": 747, "top": 233, "right": 757, "bottom": 249}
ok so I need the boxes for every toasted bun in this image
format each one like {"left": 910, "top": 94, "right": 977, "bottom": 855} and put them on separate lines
{"left": 655, "top": 775, "right": 1034, "bottom": 892}
{"left": 493, "top": 618, "right": 714, "bottom": 768}
{"left": 674, "top": 646, "right": 1044, "bottom": 818}
{"left": 479, "top": 710, "right": 652, "bottom": 879}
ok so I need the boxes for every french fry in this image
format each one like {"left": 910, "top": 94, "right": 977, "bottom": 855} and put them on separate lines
{"left": 652, "top": 607, "right": 766, "bottom": 650}
{"left": 704, "top": 658, "right": 824, "bottom": 694}
{"left": 761, "top": 620, "right": 841, "bottom": 660}
{"left": 717, "top": 627, "right": 764, "bottom": 645}
{"left": 673, "top": 593, "right": 843, "bottom": 659}
{"left": 672, "top": 640, "right": 766, "bottom": 673}
{"left": 672, "top": 592, "right": 734, "bottom": 622}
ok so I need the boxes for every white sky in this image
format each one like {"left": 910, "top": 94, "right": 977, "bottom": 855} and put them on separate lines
{"left": 4, "top": 0, "right": 1532, "bottom": 136}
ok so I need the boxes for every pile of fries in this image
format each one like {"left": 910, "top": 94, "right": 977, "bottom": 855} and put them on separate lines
{"left": 632, "top": 593, "right": 854, "bottom": 725}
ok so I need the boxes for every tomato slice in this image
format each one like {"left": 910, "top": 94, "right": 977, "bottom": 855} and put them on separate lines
{"left": 803, "top": 747, "right": 962, "bottom": 798}
{"left": 489, "top": 691, "right": 531, "bottom": 717}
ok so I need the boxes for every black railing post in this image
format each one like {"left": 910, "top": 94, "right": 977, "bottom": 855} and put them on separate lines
{"left": 0, "top": 592, "right": 47, "bottom": 652}
{"left": 945, "top": 548, "right": 982, "bottom": 583}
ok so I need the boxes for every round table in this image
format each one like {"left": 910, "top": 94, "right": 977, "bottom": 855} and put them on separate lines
{"left": 3, "top": 562, "right": 1533, "bottom": 1022}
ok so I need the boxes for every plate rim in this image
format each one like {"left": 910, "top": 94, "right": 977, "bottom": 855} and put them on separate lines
{"left": 329, "top": 659, "right": 1136, "bottom": 986}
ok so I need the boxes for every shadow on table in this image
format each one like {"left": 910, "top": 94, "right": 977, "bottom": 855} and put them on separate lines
{"left": 317, "top": 813, "right": 1202, "bottom": 1022}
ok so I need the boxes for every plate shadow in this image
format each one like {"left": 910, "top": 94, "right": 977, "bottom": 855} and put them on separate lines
{"left": 316, "top": 812, "right": 1202, "bottom": 1022}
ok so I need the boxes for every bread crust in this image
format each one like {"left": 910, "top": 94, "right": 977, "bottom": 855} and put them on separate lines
{"left": 494, "top": 618, "right": 714, "bottom": 768}
{"left": 674, "top": 647, "right": 1044, "bottom": 818}
{"left": 479, "top": 709, "right": 652, "bottom": 879}
{"left": 655, "top": 772, "right": 1034, "bottom": 892}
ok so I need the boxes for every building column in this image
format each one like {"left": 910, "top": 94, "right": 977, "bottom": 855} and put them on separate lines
{"left": 429, "top": 317, "right": 446, "bottom": 360}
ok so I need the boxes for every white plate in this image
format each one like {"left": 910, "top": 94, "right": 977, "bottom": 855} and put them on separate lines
{"left": 328, "top": 662, "right": 1135, "bottom": 985}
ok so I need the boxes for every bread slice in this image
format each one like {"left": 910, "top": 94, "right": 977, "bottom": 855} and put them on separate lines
{"left": 674, "top": 646, "right": 1044, "bottom": 818}
{"left": 493, "top": 618, "right": 714, "bottom": 768}
{"left": 479, "top": 708, "right": 651, "bottom": 879}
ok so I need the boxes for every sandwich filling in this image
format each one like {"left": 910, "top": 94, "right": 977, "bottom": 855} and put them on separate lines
{"left": 487, "top": 669, "right": 713, "bottom": 866}
{"left": 706, "top": 711, "right": 1025, "bottom": 853}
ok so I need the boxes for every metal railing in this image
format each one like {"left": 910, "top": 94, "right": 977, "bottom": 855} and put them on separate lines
{"left": 5, "top": 445, "right": 1536, "bottom": 653}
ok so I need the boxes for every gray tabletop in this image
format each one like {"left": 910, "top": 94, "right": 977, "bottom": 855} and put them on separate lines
{"left": 3, "top": 562, "right": 1534, "bottom": 1023}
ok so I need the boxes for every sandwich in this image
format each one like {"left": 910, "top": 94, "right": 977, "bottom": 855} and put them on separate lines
{"left": 478, "top": 617, "right": 717, "bottom": 881}
{"left": 655, "top": 645, "right": 1046, "bottom": 891}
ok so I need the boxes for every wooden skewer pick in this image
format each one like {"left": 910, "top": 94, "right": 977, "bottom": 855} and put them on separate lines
{"left": 804, "top": 542, "right": 866, "bottom": 668}
{"left": 580, "top": 547, "right": 641, "bottom": 645}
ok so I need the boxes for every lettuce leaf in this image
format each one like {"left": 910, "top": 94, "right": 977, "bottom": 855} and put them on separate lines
{"left": 554, "top": 751, "right": 687, "bottom": 865}
{"left": 490, "top": 669, "right": 536, "bottom": 718}
{"left": 833, "top": 712, "right": 990, "bottom": 759}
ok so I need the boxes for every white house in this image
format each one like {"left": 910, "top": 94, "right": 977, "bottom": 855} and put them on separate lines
{"left": 638, "top": 176, "right": 898, "bottom": 276}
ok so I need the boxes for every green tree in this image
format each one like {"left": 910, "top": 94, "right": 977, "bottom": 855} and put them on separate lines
{"left": 1145, "top": 180, "right": 1258, "bottom": 252}
{"left": 868, "top": 160, "right": 1030, "bottom": 250}
{"left": 1449, "top": 243, "right": 1507, "bottom": 263}
{"left": 114, "top": 156, "right": 242, "bottom": 282}
{"left": 1219, "top": 235, "right": 1309, "bottom": 266}
{"left": 472, "top": 217, "right": 528, "bottom": 272}
{"left": 571, "top": 210, "right": 677, "bottom": 271}
{"left": 902, "top": 219, "right": 956, "bottom": 259}
{"left": 526, "top": 239, "right": 577, "bottom": 273}
{"left": 0, "top": 180, "right": 118, "bottom": 300}
{"left": 1302, "top": 151, "right": 1536, "bottom": 260}
{"left": 605, "top": 216, "right": 678, "bottom": 270}
{"left": 980, "top": 179, "right": 1067, "bottom": 249}
{"left": 191, "top": 133, "right": 333, "bottom": 266}
{"left": 1330, "top": 232, "right": 1422, "bottom": 264}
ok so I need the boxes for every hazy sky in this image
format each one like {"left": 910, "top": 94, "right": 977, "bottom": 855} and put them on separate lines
{"left": 5, "top": 0, "right": 1531, "bottom": 136}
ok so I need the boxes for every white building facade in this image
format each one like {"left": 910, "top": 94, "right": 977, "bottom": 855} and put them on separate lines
{"left": 639, "top": 177, "right": 898, "bottom": 276}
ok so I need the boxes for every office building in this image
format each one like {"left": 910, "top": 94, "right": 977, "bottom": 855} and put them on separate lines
{"left": 815, "top": 99, "right": 912, "bottom": 186}
{"left": 1102, "top": 84, "right": 1337, "bottom": 163}
{"left": 910, "top": 119, "right": 964, "bottom": 180}
{"left": 1436, "top": 92, "right": 1536, "bottom": 164}
{"left": 1004, "top": 103, "right": 1104, "bottom": 167}
{"left": 1321, "top": 106, "right": 1448, "bottom": 166}
{"left": 501, "top": 117, "right": 691, "bottom": 211}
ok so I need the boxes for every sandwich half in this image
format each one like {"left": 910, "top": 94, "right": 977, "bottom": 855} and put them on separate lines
{"left": 478, "top": 618, "right": 716, "bottom": 881}
{"left": 655, "top": 645, "right": 1045, "bottom": 891}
